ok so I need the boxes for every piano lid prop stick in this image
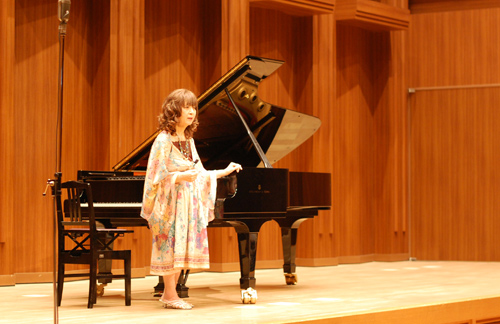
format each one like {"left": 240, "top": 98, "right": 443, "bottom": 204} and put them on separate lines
{"left": 224, "top": 88, "right": 273, "bottom": 168}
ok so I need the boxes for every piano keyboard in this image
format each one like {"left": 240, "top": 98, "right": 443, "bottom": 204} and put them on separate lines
{"left": 81, "top": 202, "right": 142, "bottom": 208}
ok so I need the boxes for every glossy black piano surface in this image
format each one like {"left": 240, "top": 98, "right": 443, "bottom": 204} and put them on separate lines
{"left": 77, "top": 56, "right": 331, "bottom": 302}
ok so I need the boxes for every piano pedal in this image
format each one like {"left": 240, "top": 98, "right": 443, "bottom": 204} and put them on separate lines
{"left": 176, "top": 269, "right": 190, "bottom": 298}
{"left": 240, "top": 287, "right": 257, "bottom": 304}
{"left": 284, "top": 273, "right": 298, "bottom": 285}
{"left": 96, "top": 283, "right": 107, "bottom": 297}
{"left": 176, "top": 285, "right": 189, "bottom": 298}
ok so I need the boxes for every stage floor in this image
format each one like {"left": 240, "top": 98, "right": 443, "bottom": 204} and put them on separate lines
{"left": 2, "top": 261, "right": 500, "bottom": 324}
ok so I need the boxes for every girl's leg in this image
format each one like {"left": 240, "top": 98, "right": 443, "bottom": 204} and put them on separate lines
{"left": 159, "top": 271, "right": 192, "bottom": 309}
{"left": 160, "top": 271, "right": 180, "bottom": 301}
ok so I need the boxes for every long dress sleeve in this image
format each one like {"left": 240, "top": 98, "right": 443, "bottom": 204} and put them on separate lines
{"left": 140, "top": 132, "right": 179, "bottom": 236}
{"left": 191, "top": 138, "right": 218, "bottom": 225}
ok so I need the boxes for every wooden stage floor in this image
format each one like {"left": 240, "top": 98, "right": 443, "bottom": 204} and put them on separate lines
{"left": 2, "top": 261, "right": 500, "bottom": 324}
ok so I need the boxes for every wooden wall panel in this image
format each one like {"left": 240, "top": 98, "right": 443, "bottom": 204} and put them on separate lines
{"left": 221, "top": 0, "right": 250, "bottom": 71}
{"left": 307, "top": 13, "right": 337, "bottom": 264}
{"left": 371, "top": 30, "right": 409, "bottom": 259}
{"left": 200, "top": 0, "right": 223, "bottom": 91}
{"left": 332, "top": 0, "right": 409, "bottom": 264}
{"left": 383, "top": 0, "right": 409, "bottom": 8}
{"left": 109, "top": 0, "right": 146, "bottom": 165}
{"left": 13, "top": 0, "right": 60, "bottom": 274}
{"left": 409, "top": 8, "right": 500, "bottom": 260}
{"left": 409, "top": 8, "right": 500, "bottom": 88}
{"left": 62, "top": 0, "right": 105, "bottom": 177}
{"left": 85, "top": 0, "right": 112, "bottom": 171}
{"left": 410, "top": 88, "right": 500, "bottom": 260}
{"left": 409, "top": 0, "right": 500, "bottom": 14}
{"left": 377, "top": 0, "right": 409, "bottom": 261}
{"left": 144, "top": 0, "right": 209, "bottom": 109}
{"left": 335, "top": 0, "right": 410, "bottom": 31}
{"left": 249, "top": 0, "right": 334, "bottom": 15}
{"left": 0, "top": 0, "right": 15, "bottom": 282}
{"left": 336, "top": 25, "right": 376, "bottom": 259}
{"left": 335, "top": 24, "right": 409, "bottom": 261}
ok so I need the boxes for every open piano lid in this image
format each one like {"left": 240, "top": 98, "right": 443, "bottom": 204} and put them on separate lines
{"left": 113, "top": 55, "right": 321, "bottom": 171}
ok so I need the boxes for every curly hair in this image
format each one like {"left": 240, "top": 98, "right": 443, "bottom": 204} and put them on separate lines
{"left": 158, "top": 89, "right": 199, "bottom": 139}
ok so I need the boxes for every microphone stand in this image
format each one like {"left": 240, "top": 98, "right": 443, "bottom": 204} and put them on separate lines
{"left": 44, "top": 12, "right": 68, "bottom": 324}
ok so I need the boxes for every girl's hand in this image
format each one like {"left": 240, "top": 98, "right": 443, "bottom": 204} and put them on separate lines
{"left": 182, "top": 169, "right": 199, "bottom": 182}
{"left": 224, "top": 162, "right": 242, "bottom": 176}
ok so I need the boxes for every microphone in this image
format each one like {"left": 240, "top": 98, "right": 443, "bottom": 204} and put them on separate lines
{"left": 58, "top": 0, "right": 71, "bottom": 23}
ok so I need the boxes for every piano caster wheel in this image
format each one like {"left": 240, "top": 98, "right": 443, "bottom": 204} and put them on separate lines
{"left": 285, "top": 273, "right": 298, "bottom": 285}
{"left": 241, "top": 288, "right": 257, "bottom": 304}
{"left": 96, "top": 283, "right": 107, "bottom": 297}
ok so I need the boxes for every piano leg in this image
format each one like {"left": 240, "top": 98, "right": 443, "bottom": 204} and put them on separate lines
{"left": 153, "top": 270, "right": 190, "bottom": 298}
{"left": 176, "top": 269, "right": 190, "bottom": 298}
{"left": 276, "top": 217, "right": 309, "bottom": 285}
{"left": 227, "top": 220, "right": 267, "bottom": 304}
{"left": 96, "top": 222, "right": 114, "bottom": 296}
{"left": 236, "top": 231, "right": 258, "bottom": 289}
{"left": 154, "top": 277, "right": 164, "bottom": 297}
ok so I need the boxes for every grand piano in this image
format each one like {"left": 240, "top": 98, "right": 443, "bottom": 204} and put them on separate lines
{"left": 78, "top": 55, "right": 331, "bottom": 303}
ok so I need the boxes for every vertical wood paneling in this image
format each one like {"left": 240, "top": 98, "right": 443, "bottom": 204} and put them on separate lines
{"left": 221, "top": 0, "right": 250, "bottom": 71}
{"left": 336, "top": 25, "right": 376, "bottom": 259}
{"left": 110, "top": 0, "right": 146, "bottom": 165}
{"left": 85, "top": 0, "right": 111, "bottom": 171}
{"left": 200, "top": 0, "right": 222, "bottom": 91}
{"left": 410, "top": 88, "right": 500, "bottom": 260}
{"left": 14, "top": 0, "right": 59, "bottom": 274}
{"left": 307, "top": 13, "right": 337, "bottom": 263}
{"left": 144, "top": 0, "right": 206, "bottom": 125}
{"left": 409, "top": 8, "right": 500, "bottom": 260}
{"left": 409, "top": 0, "right": 500, "bottom": 14}
{"left": 409, "top": 8, "right": 500, "bottom": 88}
{"left": 371, "top": 31, "right": 409, "bottom": 258}
{"left": 383, "top": 0, "right": 409, "bottom": 8}
{"left": 335, "top": 20, "right": 409, "bottom": 262}
{"left": 61, "top": 0, "right": 96, "bottom": 177}
{"left": 0, "top": 0, "right": 15, "bottom": 280}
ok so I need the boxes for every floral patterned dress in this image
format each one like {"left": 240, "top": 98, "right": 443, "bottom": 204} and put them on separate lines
{"left": 141, "top": 131, "right": 217, "bottom": 275}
